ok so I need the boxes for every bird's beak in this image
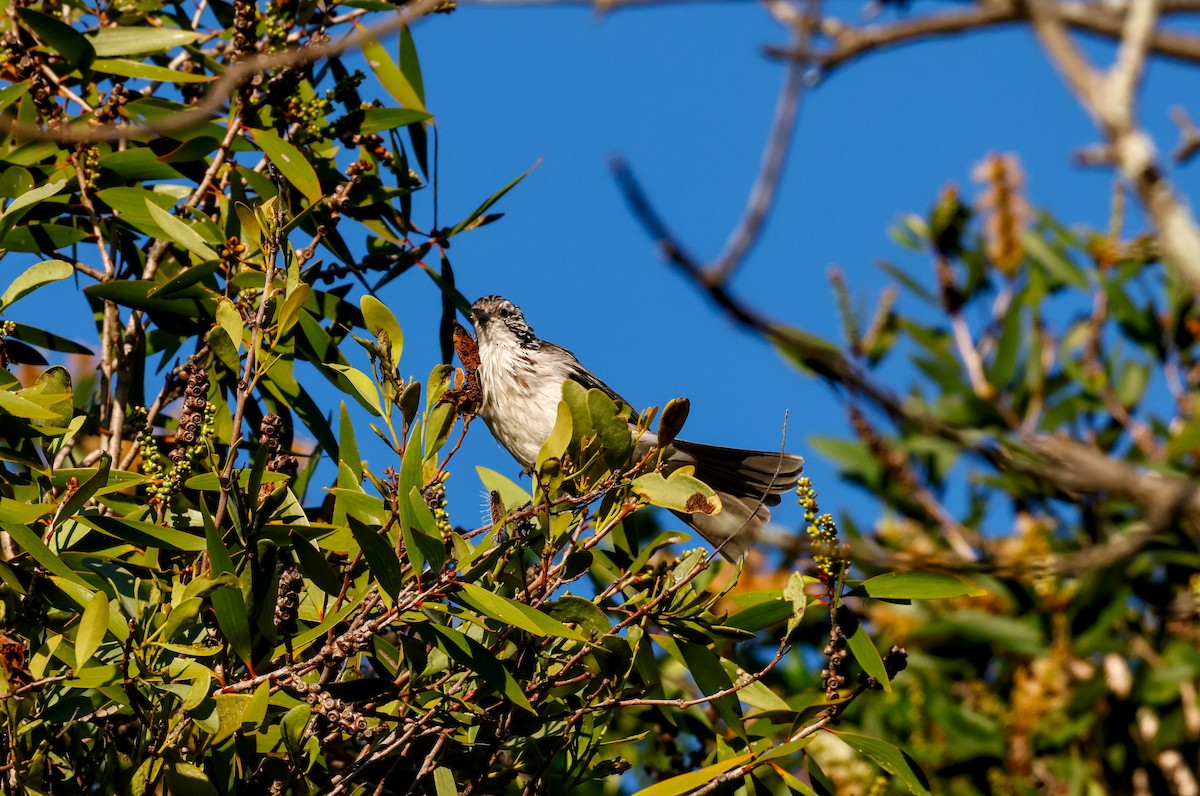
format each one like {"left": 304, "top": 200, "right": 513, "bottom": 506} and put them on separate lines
{"left": 470, "top": 307, "right": 491, "bottom": 325}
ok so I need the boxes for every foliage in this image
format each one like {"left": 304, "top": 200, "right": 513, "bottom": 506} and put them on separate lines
{"left": 800, "top": 159, "right": 1200, "bottom": 794}
{"left": 0, "top": 2, "right": 967, "bottom": 795}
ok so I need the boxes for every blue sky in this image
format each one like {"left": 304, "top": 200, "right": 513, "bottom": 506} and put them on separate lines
{"left": 375, "top": 3, "right": 1198, "bottom": 541}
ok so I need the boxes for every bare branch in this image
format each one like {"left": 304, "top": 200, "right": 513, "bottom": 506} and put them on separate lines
{"left": 768, "top": 0, "right": 1200, "bottom": 70}
{"left": 1171, "top": 105, "right": 1200, "bottom": 163}
{"left": 708, "top": 38, "right": 806, "bottom": 283}
{"left": 1027, "top": 0, "right": 1200, "bottom": 294}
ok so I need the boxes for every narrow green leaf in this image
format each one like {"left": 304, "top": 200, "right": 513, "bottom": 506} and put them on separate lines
{"left": 0, "top": 389, "right": 60, "bottom": 419}
{"left": 784, "top": 571, "right": 808, "bottom": 636}
{"left": 632, "top": 752, "right": 752, "bottom": 796}
{"left": 93, "top": 57, "right": 214, "bottom": 83}
{"left": 251, "top": 128, "right": 323, "bottom": 203}
{"left": 1, "top": 521, "right": 88, "bottom": 586}
{"left": 326, "top": 364, "right": 382, "bottom": 416}
{"left": 349, "top": 517, "right": 403, "bottom": 599}
{"left": 407, "top": 486, "right": 446, "bottom": 573}
{"left": 459, "top": 582, "right": 585, "bottom": 641}
{"left": 290, "top": 532, "right": 343, "bottom": 596}
{"left": 212, "top": 587, "right": 253, "bottom": 667}
{"left": 839, "top": 604, "right": 890, "bottom": 692}
{"left": 87, "top": 27, "right": 201, "bottom": 57}
{"left": 277, "top": 283, "right": 311, "bottom": 339}
{"left": 18, "top": 9, "right": 95, "bottom": 72}
{"left": 53, "top": 452, "right": 111, "bottom": 529}
{"left": 835, "top": 733, "right": 931, "bottom": 796}
{"left": 423, "top": 624, "right": 535, "bottom": 714}
{"left": 360, "top": 108, "right": 432, "bottom": 134}
{"left": 359, "top": 31, "right": 424, "bottom": 111}
{"left": 145, "top": 200, "right": 219, "bottom": 261}
{"left": 679, "top": 641, "right": 744, "bottom": 737}
{"left": 432, "top": 767, "right": 457, "bottom": 796}
{"left": 848, "top": 573, "right": 987, "bottom": 600}
{"left": 74, "top": 590, "right": 110, "bottom": 666}
{"left": 0, "top": 259, "right": 74, "bottom": 311}
{"left": 78, "top": 514, "right": 207, "bottom": 551}
{"left": 447, "top": 164, "right": 534, "bottom": 237}
{"left": 398, "top": 26, "right": 425, "bottom": 105}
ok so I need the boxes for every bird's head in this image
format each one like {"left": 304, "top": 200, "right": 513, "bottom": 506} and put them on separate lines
{"left": 471, "top": 295, "right": 537, "bottom": 348}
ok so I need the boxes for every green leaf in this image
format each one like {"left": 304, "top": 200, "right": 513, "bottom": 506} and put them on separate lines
{"left": 77, "top": 514, "right": 207, "bottom": 551}
{"left": 1023, "top": 230, "right": 1088, "bottom": 289}
{"left": 679, "top": 641, "right": 744, "bottom": 737}
{"left": 632, "top": 752, "right": 751, "bottom": 796}
{"left": 18, "top": 9, "right": 96, "bottom": 72}
{"left": 458, "top": 582, "right": 585, "bottom": 641}
{"left": 432, "top": 767, "right": 457, "bottom": 796}
{"left": 0, "top": 179, "right": 68, "bottom": 238}
{"left": 447, "top": 164, "right": 534, "bottom": 237}
{"left": 839, "top": 604, "right": 890, "bottom": 692}
{"left": 210, "top": 693, "right": 252, "bottom": 745}
{"left": 277, "top": 283, "right": 311, "bottom": 339}
{"left": 588, "top": 388, "right": 632, "bottom": 468}
{"left": 847, "top": 572, "right": 987, "bottom": 600}
{"left": 350, "top": 517, "right": 403, "bottom": 600}
{"left": 53, "top": 452, "right": 111, "bottom": 529}
{"left": 101, "top": 148, "right": 186, "bottom": 182}
{"left": 87, "top": 27, "right": 201, "bottom": 57}
{"left": 163, "top": 760, "right": 219, "bottom": 796}
{"left": 545, "top": 595, "right": 610, "bottom": 637}
{"left": 632, "top": 470, "right": 721, "bottom": 515}
{"left": 97, "top": 188, "right": 179, "bottom": 242}
{"left": 784, "top": 571, "right": 808, "bottom": 636}
{"left": 145, "top": 200, "right": 219, "bottom": 261}
{"left": 360, "top": 294, "right": 404, "bottom": 368}
{"left": 0, "top": 84, "right": 28, "bottom": 116}
{"left": 93, "top": 58, "right": 214, "bottom": 83}
{"left": 360, "top": 108, "right": 432, "bottom": 134}
{"left": 0, "top": 389, "right": 59, "bottom": 419}
{"left": 212, "top": 587, "right": 253, "bottom": 667}
{"left": 251, "top": 128, "right": 323, "bottom": 203}
{"left": 476, "top": 466, "right": 531, "bottom": 513}
{"left": 280, "top": 704, "right": 312, "bottom": 758}
{"left": 1, "top": 521, "right": 89, "bottom": 586}
{"left": 290, "top": 532, "right": 343, "bottom": 596}
{"left": 360, "top": 32, "right": 425, "bottom": 111}
{"left": 1116, "top": 359, "right": 1151, "bottom": 407}
{"left": 216, "top": 296, "right": 243, "bottom": 349}
{"left": 0, "top": 259, "right": 74, "bottom": 312}
{"left": 327, "top": 364, "right": 382, "bottom": 416}
{"left": 423, "top": 624, "right": 535, "bottom": 714}
{"left": 74, "top": 590, "right": 110, "bottom": 666}
{"left": 399, "top": 26, "right": 425, "bottom": 105}
{"left": 407, "top": 486, "right": 446, "bottom": 573}
{"left": 835, "top": 733, "right": 931, "bottom": 796}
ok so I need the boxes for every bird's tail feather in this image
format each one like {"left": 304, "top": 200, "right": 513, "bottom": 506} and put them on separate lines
{"left": 665, "top": 440, "right": 804, "bottom": 561}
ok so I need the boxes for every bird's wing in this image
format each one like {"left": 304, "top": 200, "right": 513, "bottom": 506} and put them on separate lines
{"left": 542, "top": 341, "right": 631, "bottom": 407}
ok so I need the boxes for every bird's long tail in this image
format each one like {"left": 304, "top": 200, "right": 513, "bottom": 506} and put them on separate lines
{"left": 665, "top": 440, "right": 804, "bottom": 561}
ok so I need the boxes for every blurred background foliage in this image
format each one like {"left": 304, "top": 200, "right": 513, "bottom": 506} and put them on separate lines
{"left": 0, "top": 0, "right": 1195, "bottom": 794}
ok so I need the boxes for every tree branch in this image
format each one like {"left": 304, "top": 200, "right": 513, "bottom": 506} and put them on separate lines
{"left": 767, "top": 0, "right": 1200, "bottom": 70}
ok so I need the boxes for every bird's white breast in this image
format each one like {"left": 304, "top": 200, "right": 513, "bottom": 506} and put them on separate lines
{"left": 475, "top": 334, "right": 564, "bottom": 468}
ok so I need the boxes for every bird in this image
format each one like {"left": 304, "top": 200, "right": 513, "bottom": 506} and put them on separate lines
{"left": 468, "top": 295, "right": 803, "bottom": 561}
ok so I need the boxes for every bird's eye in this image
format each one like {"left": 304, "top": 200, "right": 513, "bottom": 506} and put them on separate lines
{"left": 499, "top": 308, "right": 511, "bottom": 318}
